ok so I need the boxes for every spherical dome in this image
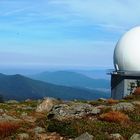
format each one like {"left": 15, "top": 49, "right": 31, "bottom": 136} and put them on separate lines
{"left": 114, "top": 26, "right": 140, "bottom": 72}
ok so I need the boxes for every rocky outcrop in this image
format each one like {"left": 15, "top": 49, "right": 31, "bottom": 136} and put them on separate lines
{"left": 48, "top": 103, "right": 101, "bottom": 120}
{"left": 17, "top": 133, "right": 29, "bottom": 140}
{"left": 0, "top": 113, "right": 21, "bottom": 122}
{"left": 6, "top": 100, "right": 19, "bottom": 104}
{"left": 34, "top": 126, "right": 45, "bottom": 134}
{"left": 35, "top": 132, "right": 65, "bottom": 140}
{"left": 130, "top": 134, "right": 140, "bottom": 140}
{"left": 36, "top": 97, "right": 59, "bottom": 113}
{"left": 108, "top": 133, "right": 124, "bottom": 140}
{"left": 75, "top": 132, "right": 93, "bottom": 140}
{"left": 0, "top": 109, "right": 4, "bottom": 113}
{"left": 112, "top": 102, "right": 135, "bottom": 111}
{"left": 35, "top": 133, "right": 48, "bottom": 140}
{"left": 22, "top": 115, "right": 36, "bottom": 123}
{"left": 132, "top": 101, "right": 140, "bottom": 106}
{"left": 98, "top": 98, "right": 107, "bottom": 102}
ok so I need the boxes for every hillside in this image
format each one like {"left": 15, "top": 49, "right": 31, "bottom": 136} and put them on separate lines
{"left": 29, "top": 71, "right": 110, "bottom": 90}
{"left": 73, "top": 69, "right": 110, "bottom": 79}
{"left": 0, "top": 73, "right": 109, "bottom": 101}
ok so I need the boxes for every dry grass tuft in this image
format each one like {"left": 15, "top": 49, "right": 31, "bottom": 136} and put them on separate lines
{"left": 107, "top": 99, "right": 119, "bottom": 105}
{"left": 133, "top": 87, "right": 140, "bottom": 96}
{"left": 0, "top": 121, "right": 20, "bottom": 138}
{"left": 100, "top": 111, "right": 129, "bottom": 123}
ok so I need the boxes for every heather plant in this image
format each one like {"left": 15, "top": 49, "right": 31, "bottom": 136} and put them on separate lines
{"left": 0, "top": 121, "right": 20, "bottom": 138}
{"left": 106, "top": 98, "right": 119, "bottom": 105}
{"left": 46, "top": 118, "right": 140, "bottom": 139}
{"left": 133, "top": 87, "right": 140, "bottom": 96}
{"left": 99, "top": 111, "right": 129, "bottom": 124}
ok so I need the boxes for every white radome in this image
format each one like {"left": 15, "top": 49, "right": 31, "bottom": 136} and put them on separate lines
{"left": 114, "top": 26, "right": 140, "bottom": 72}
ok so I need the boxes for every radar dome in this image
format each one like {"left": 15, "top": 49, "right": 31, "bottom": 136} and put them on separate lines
{"left": 114, "top": 26, "right": 140, "bottom": 72}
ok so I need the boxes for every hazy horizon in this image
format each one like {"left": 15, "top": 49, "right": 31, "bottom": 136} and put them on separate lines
{"left": 0, "top": 66, "right": 110, "bottom": 75}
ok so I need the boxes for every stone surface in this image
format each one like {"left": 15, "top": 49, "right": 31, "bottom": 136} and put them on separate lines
{"left": 36, "top": 97, "right": 59, "bottom": 113}
{"left": 49, "top": 103, "right": 101, "bottom": 120}
{"left": 108, "top": 133, "right": 124, "bottom": 140}
{"left": 132, "top": 101, "right": 140, "bottom": 106}
{"left": 0, "top": 109, "right": 4, "bottom": 113}
{"left": 98, "top": 98, "right": 107, "bottom": 102}
{"left": 112, "top": 102, "right": 135, "bottom": 111}
{"left": 17, "top": 133, "right": 29, "bottom": 140}
{"left": 35, "top": 133, "right": 48, "bottom": 140}
{"left": 21, "top": 112, "right": 28, "bottom": 117}
{"left": 75, "top": 132, "right": 93, "bottom": 140}
{"left": 34, "top": 126, "right": 45, "bottom": 134}
{"left": 6, "top": 100, "right": 19, "bottom": 104}
{"left": 130, "top": 134, "right": 140, "bottom": 140}
{"left": 96, "top": 105, "right": 108, "bottom": 109}
{"left": 0, "top": 113, "right": 21, "bottom": 122}
{"left": 35, "top": 132, "right": 65, "bottom": 140}
{"left": 22, "top": 116, "right": 36, "bottom": 123}
{"left": 22, "top": 106, "right": 34, "bottom": 110}
{"left": 25, "top": 99, "right": 31, "bottom": 102}
{"left": 91, "top": 107, "right": 101, "bottom": 114}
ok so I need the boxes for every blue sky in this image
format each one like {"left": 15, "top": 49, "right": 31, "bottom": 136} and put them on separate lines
{"left": 0, "top": 0, "right": 140, "bottom": 69}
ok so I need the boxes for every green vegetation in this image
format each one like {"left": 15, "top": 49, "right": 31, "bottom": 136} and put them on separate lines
{"left": 43, "top": 95, "right": 140, "bottom": 139}
{"left": 45, "top": 118, "right": 140, "bottom": 139}
{"left": 0, "top": 94, "right": 140, "bottom": 139}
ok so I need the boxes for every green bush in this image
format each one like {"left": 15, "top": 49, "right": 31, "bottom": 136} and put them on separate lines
{"left": 47, "top": 120, "right": 77, "bottom": 138}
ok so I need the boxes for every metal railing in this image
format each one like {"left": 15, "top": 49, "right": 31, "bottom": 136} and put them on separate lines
{"left": 107, "top": 69, "right": 140, "bottom": 76}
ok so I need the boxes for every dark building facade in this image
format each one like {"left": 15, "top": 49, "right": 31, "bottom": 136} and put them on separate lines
{"left": 111, "top": 71, "right": 140, "bottom": 99}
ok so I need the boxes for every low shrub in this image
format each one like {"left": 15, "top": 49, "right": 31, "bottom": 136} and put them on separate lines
{"left": 46, "top": 119, "right": 109, "bottom": 139}
{"left": 100, "top": 107, "right": 112, "bottom": 114}
{"left": 89, "top": 100, "right": 105, "bottom": 106}
{"left": 46, "top": 118, "right": 140, "bottom": 139}
{"left": 99, "top": 111, "right": 129, "bottom": 123}
{"left": 130, "top": 114, "right": 140, "bottom": 122}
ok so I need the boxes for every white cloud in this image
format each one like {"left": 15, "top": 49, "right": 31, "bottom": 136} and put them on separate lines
{"left": 1, "top": 0, "right": 140, "bottom": 29}
{"left": 47, "top": 0, "right": 140, "bottom": 31}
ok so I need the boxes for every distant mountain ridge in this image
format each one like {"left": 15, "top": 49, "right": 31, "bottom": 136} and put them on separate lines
{"left": 0, "top": 73, "right": 110, "bottom": 101}
{"left": 29, "top": 71, "right": 110, "bottom": 90}
{"left": 73, "top": 69, "right": 110, "bottom": 79}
